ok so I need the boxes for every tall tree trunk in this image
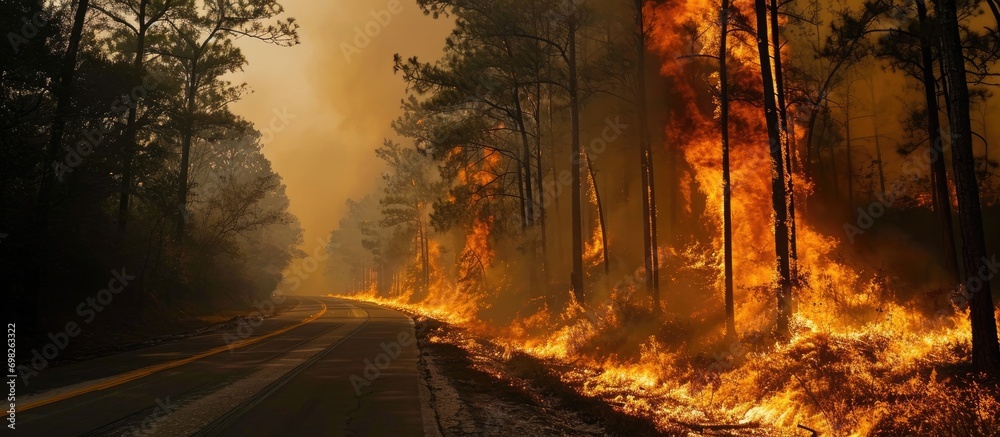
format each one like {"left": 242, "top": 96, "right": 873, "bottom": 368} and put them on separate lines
{"left": 38, "top": 0, "right": 90, "bottom": 223}
{"left": 984, "top": 114, "right": 991, "bottom": 178}
{"left": 30, "top": 0, "right": 91, "bottom": 338}
{"left": 535, "top": 81, "right": 550, "bottom": 292}
{"left": 585, "top": 152, "right": 609, "bottom": 274}
{"left": 805, "top": 109, "right": 818, "bottom": 182}
{"left": 517, "top": 151, "right": 527, "bottom": 229}
{"left": 513, "top": 84, "right": 535, "bottom": 227}
{"left": 830, "top": 141, "right": 840, "bottom": 198}
{"left": 119, "top": 1, "right": 150, "bottom": 232}
{"left": 771, "top": 0, "right": 797, "bottom": 287}
{"left": 984, "top": 0, "right": 1000, "bottom": 26}
{"left": 639, "top": 142, "right": 654, "bottom": 292}
{"left": 415, "top": 210, "right": 430, "bottom": 292}
{"left": 938, "top": 52, "right": 952, "bottom": 116}
{"left": 414, "top": 219, "right": 422, "bottom": 290}
{"left": 917, "top": 0, "right": 960, "bottom": 283}
{"left": 936, "top": 0, "right": 1000, "bottom": 374}
{"left": 422, "top": 217, "right": 431, "bottom": 289}
{"left": 635, "top": 0, "right": 659, "bottom": 310}
{"left": 720, "top": 0, "right": 735, "bottom": 338}
{"left": 846, "top": 106, "right": 854, "bottom": 209}
{"left": 568, "top": 1, "right": 584, "bottom": 304}
{"left": 816, "top": 114, "right": 830, "bottom": 188}
{"left": 648, "top": 145, "right": 661, "bottom": 296}
{"left": 869, "top": 85, "right": 887, "bottom": 200}
{"left": 176, "top": 60, "right": 199, "bottom": 242}
{"left": 755, "top": 0, "right": 792, "bottom": 337}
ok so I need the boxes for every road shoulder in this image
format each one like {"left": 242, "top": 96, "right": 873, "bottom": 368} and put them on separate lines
{"left": 412, "top": 316, "right": 664, "bottom": 436}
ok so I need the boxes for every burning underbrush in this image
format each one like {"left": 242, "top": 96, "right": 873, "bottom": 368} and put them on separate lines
{"left": 346, "top": 276, "right": 1000, "bottom": 435}
{"left": 333, "top": 1, "right": 1000, "bottom": 434}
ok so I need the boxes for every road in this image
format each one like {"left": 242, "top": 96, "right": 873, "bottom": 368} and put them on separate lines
{"left": 12, "top": 297, "right": 429, "bottom": 436}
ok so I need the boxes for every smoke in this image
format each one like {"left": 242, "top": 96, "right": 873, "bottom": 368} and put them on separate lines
{"left": 228, "top": 0, "right": 999, "bottom": 299}
{"left": 231, "top": 0, "right": 452, "bottom": 295}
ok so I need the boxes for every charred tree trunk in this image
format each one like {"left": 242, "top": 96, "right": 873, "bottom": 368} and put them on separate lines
{"left": 568, "top": 2, "right": 584, "bottom": 304}
{"left": 639, "top": 141, "right": 654, "bottom": 293}
{"left": 517, "top": 152, "right": 527, "bottom": 229}
{"left": 585, "top": 152, "right": 609, "bottom": 275}
{"left": 635, "top": 0, "right": 660, "bottom": 310}
{"left": 805, "top": 109, "right": 818, "bottom": 183}
{"left": 422, "top": 218, "right": 431, "bottom": 289}
{"left": 771, "top": 0, "right": 797, "bottom": 286}
{"left": 720, "top": 0, "right": 735, "bottom": 338}
{"left": 815, "top": 113, "right": 830, "bottom": 189}
{"left": 846, "top": 108, "right": 854, "bottom": 208}
{"left": 416, "top": 210, "right": 430, "bottom": 292}
{"left": 755, "top": 0, "right": 793, "bottom": 337}
{"left": 870, "top": 89, "right": 887, "bottom": 201}
{"left": 535, "top": 81, "right": 550, "bottom": 291}
{"left": 917, "top": 0, "right": 960, "bottom": 283}
{"left": 830, "top": 142, "right": 840, "bottom": 199}
{"left": 648, "top": 145, "right": 661, "bottom": 296}
{"left": 935, "top": 0, "right": 1000, "bottom": 373}
{"left": 513, "top": 84, "right": 535, "bottom": 228}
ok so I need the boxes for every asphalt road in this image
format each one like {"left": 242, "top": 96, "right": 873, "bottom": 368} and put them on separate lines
{"left": 11, "top": 297, "right": 427, "bottom": 436}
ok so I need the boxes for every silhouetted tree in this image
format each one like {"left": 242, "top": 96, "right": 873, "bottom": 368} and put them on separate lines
{"left": 935, "top": 0, "right": 1000, "bottom": 374}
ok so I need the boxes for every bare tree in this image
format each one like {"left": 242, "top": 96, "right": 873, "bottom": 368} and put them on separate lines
{"left": 634, "top": 0, "right": 661, "bottom": 310}
{"left": 755, "top": 0, "right": 793, "bottom": 337}
{"left": 935, "top": 0, "right": 1000, "bottom": 373}
{"left": 720, "top": 0, "right": 735, "bottom": 338}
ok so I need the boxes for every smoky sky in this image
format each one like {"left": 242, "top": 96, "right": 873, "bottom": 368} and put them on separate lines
{"left": 231, "top": 0, "right": 452, "bottom": 294}
{"left": 227, "top": 0, "right": 999, "bottom": 295}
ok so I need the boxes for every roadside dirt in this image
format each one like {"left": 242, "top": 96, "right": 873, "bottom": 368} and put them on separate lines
{"left": 413, "top": 316, "right": 666, "bottom": 437}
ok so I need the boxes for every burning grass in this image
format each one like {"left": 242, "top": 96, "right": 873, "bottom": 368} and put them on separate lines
{"left": 337, "top": 1, "right": 999, "bottom": 434}
{"left": 344, "top": 281, "right": 1000, "bottom": 436}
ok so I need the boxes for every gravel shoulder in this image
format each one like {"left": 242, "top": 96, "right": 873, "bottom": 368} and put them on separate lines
{"left": 412, "top": 316, "right": 665, "bottom": 437}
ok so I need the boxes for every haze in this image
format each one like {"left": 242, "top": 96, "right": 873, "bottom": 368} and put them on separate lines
{"left": 232, "top": 0, "right": 452, "bottom": 294}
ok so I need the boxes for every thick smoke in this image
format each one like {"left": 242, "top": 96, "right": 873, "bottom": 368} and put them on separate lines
{"left": 232, "top": 0, "right": 452, "bottom": 295}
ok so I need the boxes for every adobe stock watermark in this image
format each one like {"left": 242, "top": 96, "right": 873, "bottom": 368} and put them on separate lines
{"left": 340, "top": 0, "right": 404, "bottom": 63}
{"left": 222, "top": 238, "right": 331, "bottom": 350}
{"left": 541, "top": 0, "right": 584, "bottom": 27}
{"left": 222, "top": 292, "right": 287, "bottom": 351}
{"left": 15, "top": 268, "right": 135, "bottom": 385}
{"left": 540, "top": 116, "right": 628, "bottom": 210}
{"left": 948, "top": 255, "right": 1000, "bottom": 311}
{"left": 349, "top": 329, "right": 416, "bottom": 394}
{"left": 843, "top": 126, "right": 951, "bottom": 243}
{"left": 6, "top": 323, "right": 15, "bottom": 430}
{"left": 575, "top": 258, "right": 672, "bottom": 325}
{"left": 123, "top": 397, "right": 177, "bottom": 436}
{"left": 923, "top": 254, "right": 1000, "bottom": 327}
{"left": 419, "top": 69, "right": 504, "bottom": 148}
{"left": 6, "top": 4, "right": 68, "bottom": 54}
{"left": 842, "top": 186, "right": 900, "bottom": 243}
{"left": 259, "top": 106, "right": 297, "bottom": 146}
{"left": 708, "top": 339, "right": 749, "bottom": 372}
{"left": 281, "top": 238, "right": 333, "bottom": 293}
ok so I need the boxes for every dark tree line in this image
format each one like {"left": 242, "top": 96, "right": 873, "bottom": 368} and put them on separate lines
{"left": 1, "top": 0, "right": 302, "bottom": 342}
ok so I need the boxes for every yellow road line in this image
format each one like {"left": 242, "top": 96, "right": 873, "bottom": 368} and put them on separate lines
{"left": 21, "top": 298, "right": 328, "bottom": 412}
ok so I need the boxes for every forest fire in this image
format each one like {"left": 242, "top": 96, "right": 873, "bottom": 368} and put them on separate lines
{"left": 6, "top": 0, "right": 998, "bottom": 434}
{"left": 340, "top": 0, "right": 1000, "bottom": 434}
